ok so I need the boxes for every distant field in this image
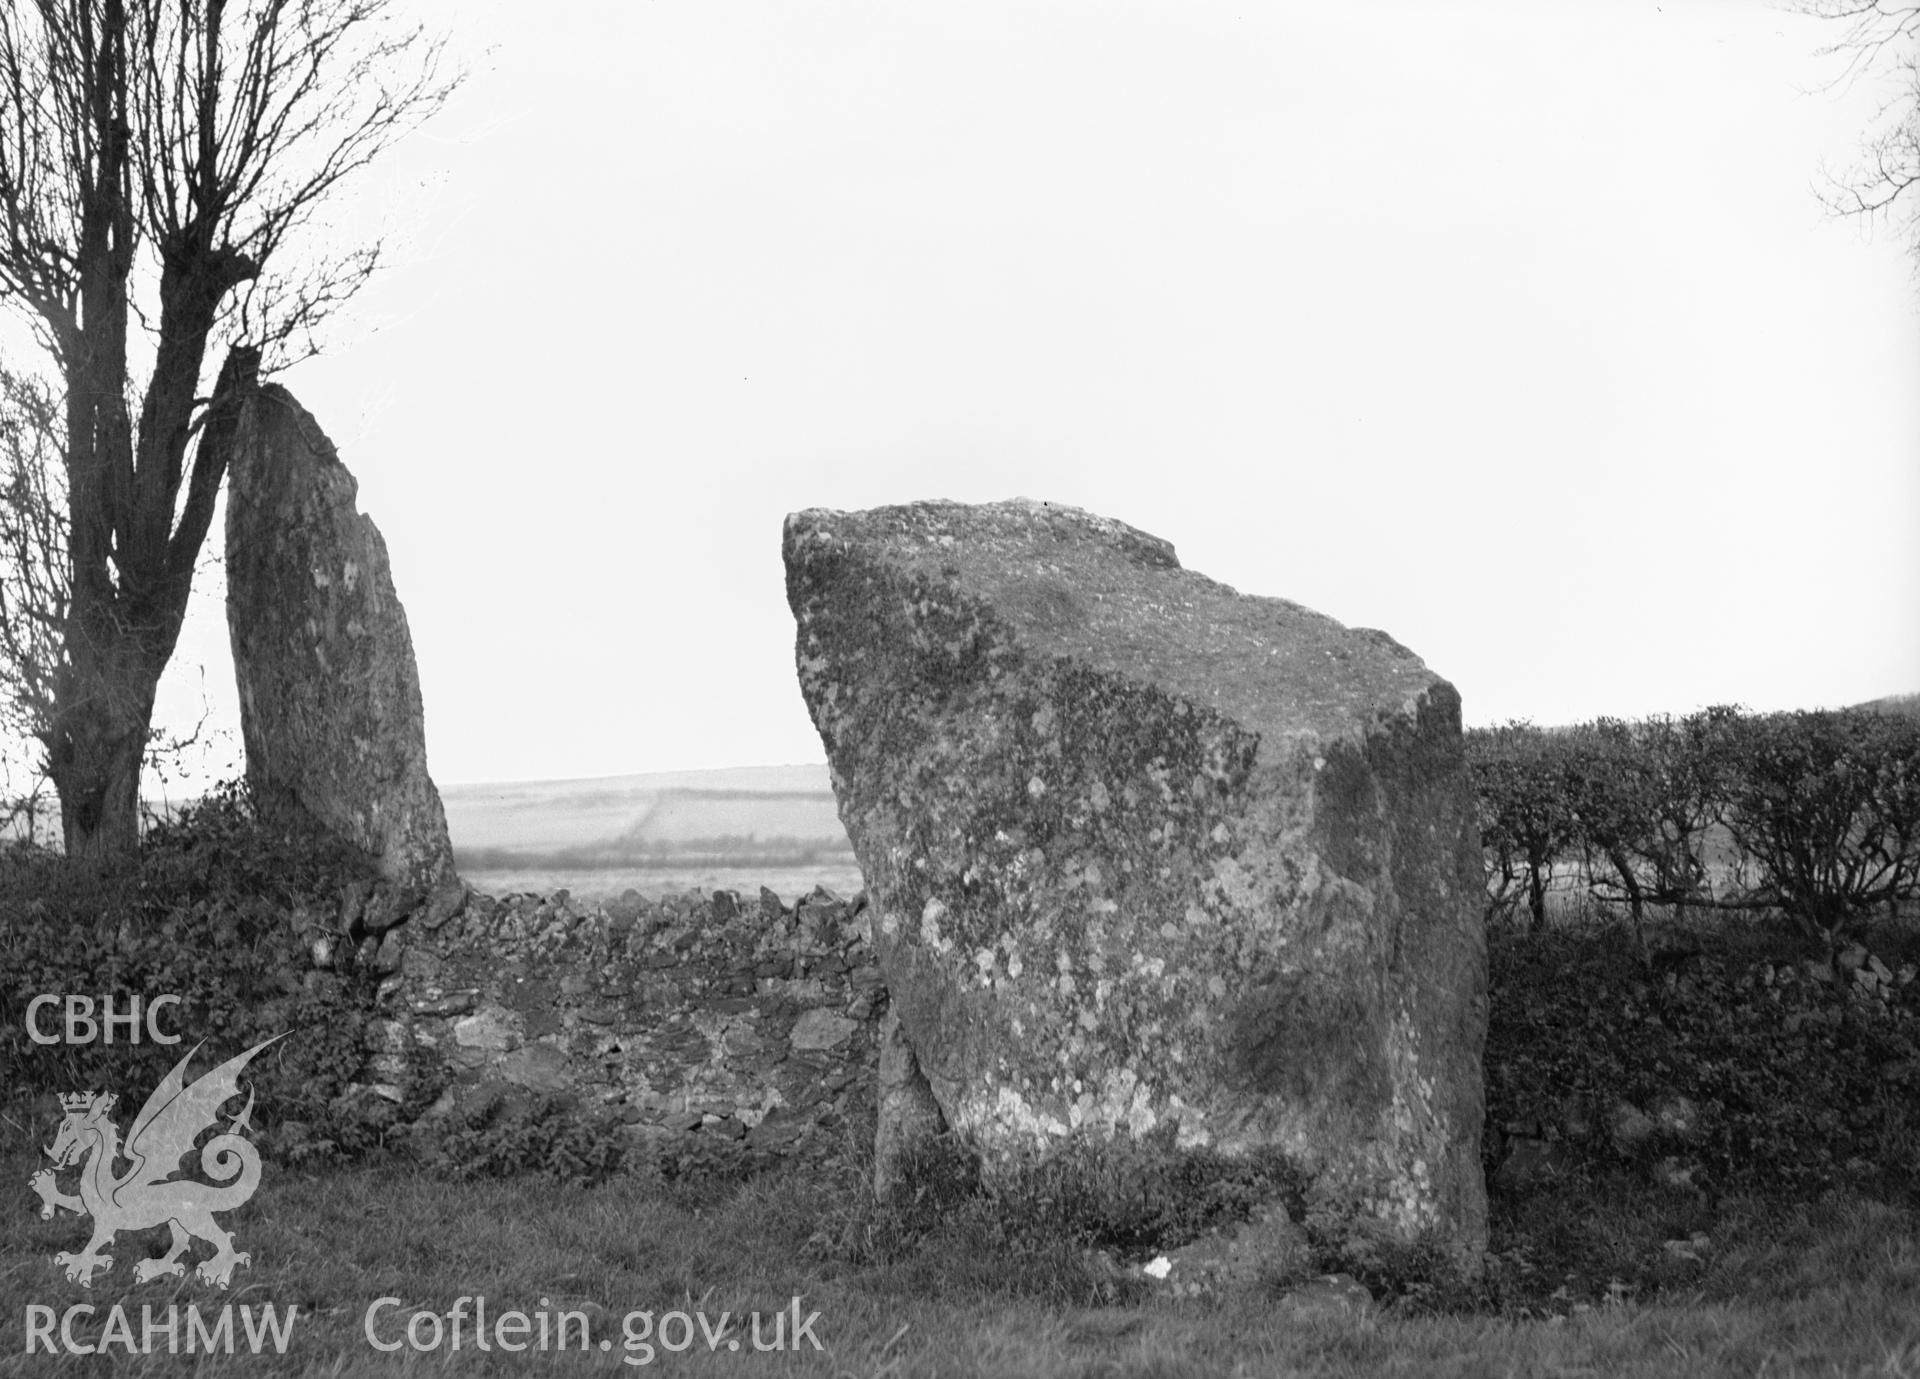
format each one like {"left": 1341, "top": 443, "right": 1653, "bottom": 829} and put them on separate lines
{"left": 0, "top": 764, "right": 863, "bottom": 903}
{"left": 439, "top": 763, "right": 863, "bottom": 902}
{"left": 440, "top": 764, "right": 840, "bottom": 849}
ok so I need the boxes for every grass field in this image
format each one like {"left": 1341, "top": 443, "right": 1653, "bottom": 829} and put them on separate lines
{"left": 5, "top": 1114, "right": 1916, "bottom": 1377}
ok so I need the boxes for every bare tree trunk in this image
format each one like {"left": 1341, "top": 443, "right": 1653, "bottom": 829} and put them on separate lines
{"left": 1526, "top": 846, "right": 1549, "bottom": 934}
{"left": 1606, "top": 844, "right": 1650, "bottom": 965}
{"left": 46, "top": 661, "right": 155, "bottom": 864}
{"left": 45, "top": 346, "right": 256, "bottom": 864}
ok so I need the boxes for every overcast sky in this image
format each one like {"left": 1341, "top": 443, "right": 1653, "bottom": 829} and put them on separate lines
{"left": 140, "top": 0, "right": 1919, "bottom": 791}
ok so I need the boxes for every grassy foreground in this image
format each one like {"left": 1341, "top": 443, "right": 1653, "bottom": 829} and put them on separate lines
{"left": 4, "top": 1115, "right": 1917, "bottom": 1378}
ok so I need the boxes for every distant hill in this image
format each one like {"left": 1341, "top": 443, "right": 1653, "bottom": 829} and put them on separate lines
{"left": 438, "top": 763, "right": 853, "bottom": 873}
{"left": 1853, "top": 692, "right": 1920, "bottom": 720}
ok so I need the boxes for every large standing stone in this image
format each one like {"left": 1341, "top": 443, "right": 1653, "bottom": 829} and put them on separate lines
{"left": 784, "top": 498, "right": 1486, "bottom": 1266}
{"left": 226, "top": 386, "right": 459, "bottom": 929}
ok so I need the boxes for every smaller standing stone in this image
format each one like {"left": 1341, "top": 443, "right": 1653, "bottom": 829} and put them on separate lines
{"left": 873, "top": 1008, "right": 947, "bottom": 1201}
{"left": 226, "top": 386, "right": 460, "bottom": 931}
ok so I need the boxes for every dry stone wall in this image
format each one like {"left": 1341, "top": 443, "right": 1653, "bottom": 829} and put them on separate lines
{"left": 349, "top": 885, "right": 883, "bottom": 1165}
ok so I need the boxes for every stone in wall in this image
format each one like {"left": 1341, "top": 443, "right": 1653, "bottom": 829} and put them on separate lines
{"left": 226, "top": 386, "right": 460, "bottom": 931}
{"left": 783, "top": 498, "right": 1488, "bottom": 1268}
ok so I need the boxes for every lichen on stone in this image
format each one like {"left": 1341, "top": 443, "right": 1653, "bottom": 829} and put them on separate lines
{"left": 784, "top": 498, "right": 1488, "bottom": 1269}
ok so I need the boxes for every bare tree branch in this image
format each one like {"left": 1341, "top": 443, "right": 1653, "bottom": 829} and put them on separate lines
{"left": 0, "top": 363, "right": 68, "bottom": 744}
{"left": 1803, "top": 0, "right": 1920, "bottom": 261}
{"left": 0, "top": 0, "right": 457, "bottom": 861}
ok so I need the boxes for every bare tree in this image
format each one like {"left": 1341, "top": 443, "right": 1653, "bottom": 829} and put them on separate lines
{"left": 0, "top": 0, "right": 455, "bottom": 865}
{"left": 1805, "top": 0, "right": 1920, "bottom": 260}
{"left": 0, "top": 365, "right": 64, "bottom": 839}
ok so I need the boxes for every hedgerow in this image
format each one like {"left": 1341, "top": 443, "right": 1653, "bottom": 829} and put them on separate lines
{"left": 0, "top": 780, "right": 398, "bottom": 1145}
{"left": 1485, "top": 915, "right": 1920, "bottom": 1202}
{"left": 1468, "top": 706, "right": 1920, "bottom": 952}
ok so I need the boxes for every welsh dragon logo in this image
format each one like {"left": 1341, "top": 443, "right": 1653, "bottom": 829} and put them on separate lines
{"left": 29, "top": 1035, "right": 283, "bottom": 1289}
